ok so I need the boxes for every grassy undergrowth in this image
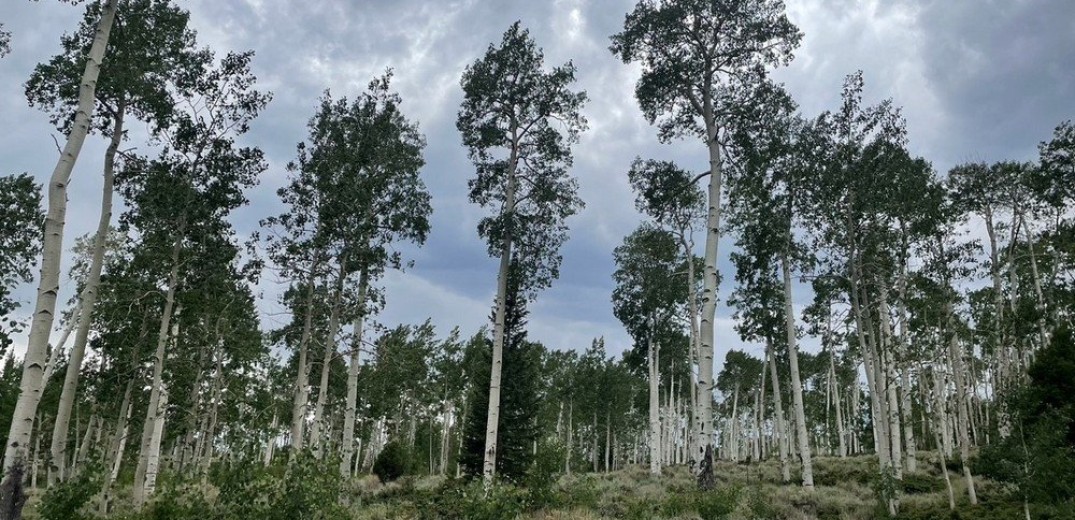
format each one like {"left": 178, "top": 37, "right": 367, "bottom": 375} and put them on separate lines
{"left": 23, "top": 452, "right": 1063, "bottom": 519}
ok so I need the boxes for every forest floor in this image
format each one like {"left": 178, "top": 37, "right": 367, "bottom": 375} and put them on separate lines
{"left": 345, "top": 453, "right": 1020, "bottom": 520}
{"left": 22, "top": 452, "right": 1031, "bottom": 520}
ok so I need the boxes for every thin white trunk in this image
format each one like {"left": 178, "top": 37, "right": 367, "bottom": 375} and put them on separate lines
{"left": 896, "top": 254, "right": 917, "bottom": 472}
{"left": 289, "top": 268, "right": 319, "bottom": 455}
{"left": 133, "top": 235, "right": 182, "bottom": 508}
{"left": 198, "top": 350, "right": 223, "bottom": 476}
{"left": 947, "top": 321, "right": 978, "bottom": 504}
{"left": 142, "top": 387, "right": 168, "bottom": 501}
{"left": 483, "top": 136, "right": 518, "bottom": 485}
{"left": 878, "top": 285, "right": 903, "bottom": 480}
{"left": 930, "top": 363, "right": 956, "bottom": 511}
{"left": 41, "top": 311, "right": 79, "bottom": 397}
{"left": 829, "top": 352, "right": 847, "bottom": 458}
{"left": 100, "top": 379, "right": 133, "bottom": 515}
{"left": 2, "top": 0, "right": 119, "bottom": 474}
{"left": 695, "top": 110, "right": 721, "bottom": 468}
{"left": 311, "top": 261, "right": 347, "bottom": 458}
{"left": 681, "top": 233, "right": 701, "bottom": 469}
{"left": 648, "top": 337, "right": 661, "bottom": 476}
{"left": 767, "top": 339, "right": 791, "bottom": 483}
{"left": 49, "top": 100, "right": 125, "bottom": 486}
{"left": 782, "top": 255, "right": 813, "bottom": 489}
{"left": 264, "top": 412, "right": 277, "bottom": 467}
{"left": 73, "top": 413, "right": 97, "bottom": 474}
{"left": 341, "top": 269, "right": 368, "bottom": 476}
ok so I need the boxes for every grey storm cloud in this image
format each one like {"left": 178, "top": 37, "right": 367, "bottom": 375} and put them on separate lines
{"left": 2, "top": 0, "right": 1073, "bottom": 363}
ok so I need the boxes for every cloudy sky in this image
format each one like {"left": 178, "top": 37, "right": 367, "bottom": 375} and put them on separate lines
{"left": 2, "top": 0, "right": 1073, "bottom": 363}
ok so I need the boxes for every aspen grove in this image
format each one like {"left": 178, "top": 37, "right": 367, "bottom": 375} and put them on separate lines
{"left": 1, "top": 1, "right": 1073, "bottom": 519}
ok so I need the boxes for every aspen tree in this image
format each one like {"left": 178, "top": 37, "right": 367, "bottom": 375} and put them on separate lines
{"left": 3, "top": 0, "right": 118, "bottom": 476}
{"left": 612, "top": 1, "right": 801, "bottom": 471}
{"left": 458, "top": 22, "right": 585, "bottom": 485}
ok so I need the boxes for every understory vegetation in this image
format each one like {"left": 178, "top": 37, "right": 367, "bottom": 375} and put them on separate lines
{"left": 19, "top": 453, "right": 1073, "bottom": 520}
{"left": 2, "top": 0, "right": 1074, "bottom": 519}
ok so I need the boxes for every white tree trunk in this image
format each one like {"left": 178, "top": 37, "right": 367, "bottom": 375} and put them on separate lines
{"left": 781, "top": 255, "right": 813, "bottom": 489}
{"left": 100, "top": 380, "right": 133, "bottom": 515}
{"left": 310, "top": 261, "right": 346, "bottom": 458}
{"left": 264, "top": 412, "right": 277, "bottom": 467}
{"left": 289, "top": 269, "right": 319, "bottom": 455}
{"left": 133, "top": 236, "right": 182, "bottom": 508}
{"left": 648, "top": 338, "right": 661, "bottom": 476}
{"left": 947, "top": 315, "right": 978, "bottom": 504}
{"left": 695, "top": 113, "right": 721, "bottom": 469}
{"left": 40, "top": 310, "right": 79, "bottom": 397}
{"left": 828, "top": 351, "right": 847, "bottom": 458}
{"left": 2, "top": 0, "right": 119, "bottom": 475}
{"left": 896, "top": 253, "right": 917, "bottom": 472}
{"left": 482, "top": 146, "right": 518, "bottom": 485}
{"left": 48, "top": 101, "right": 125, "bottom": 486}
{"left": 341, "top": 270, "right": 368, "bottom": 476}
{"left": 141, "top": 387, "right": 168, "bottom": 501}
{"left": 767, "top": 339, "right": 791, "bottom": 483}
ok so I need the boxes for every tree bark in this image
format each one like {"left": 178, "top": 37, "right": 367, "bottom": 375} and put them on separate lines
{"left": 695, "top": 107, "right": 721, "bottom": 470}
{"left": 310, "top": 260, "right": 347, "bottom": 458}
{"left": 878, "top": 284, "right": 903, "bottom": 479}
{"left": 141, "top": 387, "right": 168, "bottom": 501}
{"left": 767, "top": 338, "right": 791, "bottom": 483}
{"left": 781, "top": 254, "right": 813, "bottom": 489}
{"left": 133, "top": 233, "right": 183, "bottom": 508}
{"left": 340, "top": 268, "right": 368, "bottom": 476}
{"left": 896, "top": 247, "right": 917, "bottom": 472}
{"left": 2, "top": 0, "right": 119, "bottom": 475}
{"left": 482, "top": 134, "right": 519, "bottom": 485}
{"left": 648, "top": 337, "right": 661, "bottom": 476}
{"left": 289, "top": 265, "right": 319, "bottom": 456}
{"left": 48, "top": 99, "right": 126, "bottom": 486}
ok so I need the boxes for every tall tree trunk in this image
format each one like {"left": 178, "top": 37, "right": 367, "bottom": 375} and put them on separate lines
{"left": 141, "top": 388, "right": 168, "bottom": 502}
{"left": 482, "top": 139, "right": 518, "bottom": 485}
{"left": 40, "top": 308, "right": 79, "bottom": 397}
{"left": 947, "top": 316, "right": 977, "bottom": 504}
{"left": 2, "top": 0, "right": 119, "bottom": 475}
{"left": 829, "top": 350, "right": 847, "bottom": 458}
{"left": 133, "top": 233, "right": 183, "bottom": 508}
{"left": 648, "top": 337, "right": 661, "bottom": 476}
{"left": 781, "top": 255, "right": 813, "bottom": 489}
{"left": 680, "top": 233, "right": 701, "bottom": 469}
{"left": 878, "top": 285, "right": 904, "bottom": 479}
{"left": 852, "top": 266, "right": 891, "bottom": 472}
{"left": 695, "top": 109, "right": 721, "bottom": 470}
{"left": 896, "top": 251, "right": 917, "bottom": 472}
{"left": 198, "top": 349, "right": 223, "bottom": 476}
{"left": 984, "top": 210, "right": 1012, "bottom": 438}
{"left": 311, "top": 260, "right": 347, "bottom": 458}
{"left": 727, "top": 384, "right": 738, "bottom": 462}
{"left": 264, "top": 412, "right": 277, "bottom": 467}
{"left": 1021, "top": 220, "right": 1051, "bottom": 348}
{"left": 73, "top": 413, "right": 97, "bottom": 475}
{"left": 100, "top": 333, "right": 142, "bottom": 516}
{"left": 48, "top": 99, "right": 126, "bottom": 486}
{"left": 289, "top": 266, "right": 319, "bottom": 456}
{"left": 767, "top": 338, "right": 791, "bottom": 483}
{"left": 755, "top": 356, "right": 765, "bottom": 461}
{"left": 930, "top": 362, "right": 956, "bottom": 511}
{"left": 565, "top": 400, "right": 573, "bottom": 475}
{"left": 341, "top": 268, "right": 368, "bottom": 476}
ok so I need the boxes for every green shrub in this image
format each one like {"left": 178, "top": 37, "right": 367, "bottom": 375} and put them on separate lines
{"left": 412, "top": 479, "right": 527, "bottom": 520}
{"left": 38, "top": 462, "right": 104, "bottom": 520}
{"left": 373, "top": 441, "right": 412, "bottom": 484}
{"left": 523, "top": 438, "right": 564, "bottom": 507}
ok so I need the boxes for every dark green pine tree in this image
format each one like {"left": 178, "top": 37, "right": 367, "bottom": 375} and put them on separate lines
{"left": 461, "top": 264, "right": 542, "bottom": 482}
